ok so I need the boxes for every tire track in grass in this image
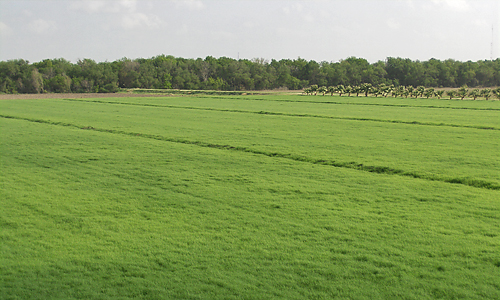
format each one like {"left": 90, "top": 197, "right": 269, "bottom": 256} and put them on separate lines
{"left": 60, "top": 98, "right": 500, "bottom": 131}
{"left": 2, "top": 114, "right": 499, "bottom": 191}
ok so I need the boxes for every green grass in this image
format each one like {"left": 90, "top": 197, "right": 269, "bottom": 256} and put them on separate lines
{"left": 59, "top": 95, "right": 500, "bottom": 130}
{"left": 1, "top": 95, "right": 498, "bottom": 188}
{"left": 1, "top": 94, "right": 499, "bottom": 299}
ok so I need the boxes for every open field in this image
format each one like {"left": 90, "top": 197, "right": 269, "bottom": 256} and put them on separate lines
{"left": 0, "top": 92, "right": 175, "bottom": 100}
{"left": 1, "top": 94, "right": 499, "bottom": 299}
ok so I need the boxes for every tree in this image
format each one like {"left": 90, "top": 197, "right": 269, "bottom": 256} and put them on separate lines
{"left": 335, "top": 84, "right": 345, "bottom": 96}
{"left": 386, "top": 57, "right": 411, "bottom": 86}
{"left": 360, "top": 83, "right": 372, "bottom": 97}
{"left": 352, "top": 85, "right": 361, "bottom": 96}
{"left": 492, "top": 88, "right": 500, "bottom": 100}
{"left": 318, "top": 86, "right": 327, "bottom": 96}
{"left": 457, "top": 61, "right": 478, "bottom": 86}
{"left": 411, "top": 88, "right": 419, "bottom": 98}
{"left": 402, "top": 88, "right": 410, "bottom": 98}
{"left": 162, "top": 73, "right": 173, "bottom": 89}
{"left": 309, "top": 84, "right": 318, "bottom": 95}
{"left": 434, "top": 90, "right": 444, "bottom": 99}
{"left": 72, "top": 77, "right": 95, "bottom": 93}
{"left": 371, "top": 86, "right": 381, "bottom": 97}
{"left": 381, "top": 84, "right": 393, "bottom": 97}
{"left": 327, "top": 86, "right": 336, "bottom": 96}
{"left": 0, "top": 59, "right": 32, "bottom": 93}
{"left": 340, "top": 57, "right": 368, "bottom": 86}
{"left": 206, "top": 77, "right": 226, "bottom": 90}
{"left": 285, "top": 76, "right": 302, "bottom": 90}
{"left": 406, "top": 86, "right": 414, "bottom": 98}
{"left": 393, "top": 86, "right": 404, "bottom": 98}
{"left": 344, "top": 85, "right": 353, "bottom": 97}
{"left": 390, "top": 86, "right": 397, "bottom": 97}
{"left": 99, "top": 82, "right": 118, "bottom": 93}
{"left": 1, "top": 55, "right": 498, "bottom": 94}
{"left": 442, "top": 59, "right": 459, "bottom": 87}
{"left": 446, "top": 90, "right": 456, "bottom": 100}
{"left": 30, "top": 68, "right": 44, "bottom": 93}
{"left": 423, "top": 88, "right": 434, "bottom": 99}
{"left": 468, "top": 89, "right": 480, "bottom": 100}
{"left": 416, "top": 86, "right": 425, "bottom": 98}
{"left": 46, "top": 74, "right": 71, "bottom": 93}
{"left": 480, "top": 89, "right": 491, "bottom": 100}
{"left": 457, "top": 85, "right": 468, "bottom": 100}
{"left": 0, "top": 77, "right": 16, "bottom": 93}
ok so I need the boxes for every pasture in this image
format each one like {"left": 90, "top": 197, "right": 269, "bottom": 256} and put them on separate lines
{"left": 1, "top": 94, "right": 499, "bottom": 299}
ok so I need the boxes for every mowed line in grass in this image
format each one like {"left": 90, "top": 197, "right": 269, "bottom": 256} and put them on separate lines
{"left": 2, "top": 113, "right": 498, "bottom": 191}
{"left": 2, "top": 97, "right": 498, "bottom": 187}
{"left": 59, "top": 98, "right": 500, "bottom": 131}
{"left": 194, "top": 95, "right": 500, "bottom": 111}
{"left": 129, "top": 92, "right": 500, "bottom": 110}
{"left": 102, "top": 94, "right": 500, "bottom": 129}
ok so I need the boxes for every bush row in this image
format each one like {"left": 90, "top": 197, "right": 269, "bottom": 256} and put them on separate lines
{"left": 304, "top": 84, "right": 500, "bottom": 100}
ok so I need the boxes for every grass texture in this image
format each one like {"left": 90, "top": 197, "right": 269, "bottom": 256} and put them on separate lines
{"left": 1, "top": 94, "right": 499, "bottom": 299}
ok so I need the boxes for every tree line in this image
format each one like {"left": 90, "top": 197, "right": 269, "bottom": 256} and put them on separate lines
{"left": 304, "top": 84, "right": 500, "bottom": 100}
{"left": 0, "top": 55, "right": 499, "bottom": 94}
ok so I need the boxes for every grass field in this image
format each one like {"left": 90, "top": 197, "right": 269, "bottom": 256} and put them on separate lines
{"left": 1, "top": 94, "right": 499, "bottom": 299}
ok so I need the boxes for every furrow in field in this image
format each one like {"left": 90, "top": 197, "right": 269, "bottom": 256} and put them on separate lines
{"left": 196, "top": 96, "right": 500, "bottom": 111}
{"left": 2, "top": 114, "right": 498, "bottom": 191}
{"left": 61, "top": 98, "right": 500, "bottom": 131}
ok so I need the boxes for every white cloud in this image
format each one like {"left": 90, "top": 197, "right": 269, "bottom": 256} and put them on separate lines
{"left": 70, "top": 1, "right": 108, "bottom": 13}
{"left": 174, "top": 0, "right": 205, "bottom": 10}
{"left": 403, "top": 0, "right": 416, "bottom": 9}
{"left": 283, "top": 3, "right": 303, "bottom": 15}
{"left": 431, "top": 0, "right": 470, "bottom": 12}
{"left": 70, "top": 0, "right": 137, "bottom": 13}
{"left": 210, "top": 30, "right": 233, "bottom": 41}
{"left": 121, "top": 13, "right": 164, "bottom": 29}
{"left": 283, "top": 2, "right": 328, "bottom": 23}
{"left": 120, "top": 0, "right": 137, "bottom": 12}
{"left": 318, "top": 10, "right": 330, "bottom": 19}
{"left": 0, "top": 22, "right": 13, "bottom": 37}
{"left": 22, "top": 10, "right": 34, "bottom": 17}
{"left": 70, "top": 0, "right": 164, "bottom": 30}
{"left": 387, "top": 19, "right": 400, "bottom": 30}
{"left": 243, "top": 21, "right": 256, "bottom": 29}
{"left": 473, "top": 19, "right": 488, "bottom": 28}
{"left": 27, "top": 19, "right": 57, "bottom": 34}
{"left": 303, "top": 13, "right": 315, "bottom": 23}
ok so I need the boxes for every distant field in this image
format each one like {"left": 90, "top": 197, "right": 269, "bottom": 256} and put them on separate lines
{"left": 1, "top": 94, "right": 499, "bottom": 299}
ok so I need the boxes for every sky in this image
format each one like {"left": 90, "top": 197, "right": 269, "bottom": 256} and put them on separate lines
{"left": 0, "top": 0, "right": 499, "bottom": 63}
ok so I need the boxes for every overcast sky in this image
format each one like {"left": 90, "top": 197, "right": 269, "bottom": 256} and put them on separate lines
{"left": 0, "top": 0, "right": 499, "bottom": 63}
